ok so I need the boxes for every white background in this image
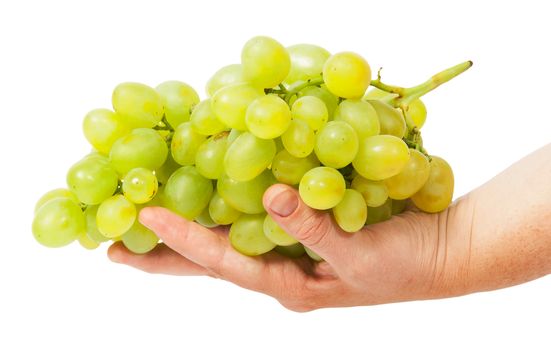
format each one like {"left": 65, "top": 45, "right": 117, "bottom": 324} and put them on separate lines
{"left": 1, "top": 0, "right": 550, "bottom": 348}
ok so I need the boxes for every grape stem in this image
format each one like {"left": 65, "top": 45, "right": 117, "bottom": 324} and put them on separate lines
{"left": 283, "top": 77, "right": 325, "bottom": 103}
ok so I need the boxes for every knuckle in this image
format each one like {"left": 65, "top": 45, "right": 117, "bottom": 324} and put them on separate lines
{"left": 294, "top": 212, "right": 332, "bottom": 249}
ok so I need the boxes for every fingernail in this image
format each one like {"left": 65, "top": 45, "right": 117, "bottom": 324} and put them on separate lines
{"left": 269, "top": 188, "right": 298, "bottom": 217}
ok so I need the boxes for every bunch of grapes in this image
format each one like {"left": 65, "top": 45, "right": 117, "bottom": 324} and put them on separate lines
{"left": 32, "top": 36, "right": 471, "bottom": 260}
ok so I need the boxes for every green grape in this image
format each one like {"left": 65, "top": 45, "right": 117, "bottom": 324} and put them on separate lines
{"left": 411, "top": 156, "right": 454, "bottom": 213}
{"left": 190, "top": 99, "right": 228, "bottom": 136}
{"left": 391, "top": 199, "right": 408, "bottom": 215}
{"left": 35, "top": 188, "right": 79, "bottom": 213}
{"left": 263, "top": 214, "right": 298, "bottom": 246}
{"left": 224, "top": 132, "right": 276, "bottom": 182}
{"left": 297, "top": 86, "right": 338, "bottom": 118}
{"left": 299, "top": 167, "right": 346, "bottom": 210}
{"left": 366, "top": 198, "right": 393, "bottom": 225}
{"left": 82, "top": 109, "right": 129, "bottom": 154}
{"left": 385, "top": 149, "right": 430, "bottom": 200}
{"left": 171, "top": 122, "right": 207, "bottom": 166}
{"left": 154, "top": 152, "right": 180, "bottom": 186}
{"left": 364, "top": 87, "right": 398, "bottom": 103}
{"left": 122, "top": 220, "right": 159, "bottom": 254}
{"left": 195, "top": 207, "right": 219, "bottom": 228}
{"left": 333, "top": 99, "right": 380, "bottom": 139}
{"left": 245, "top": 95, "right": 291, "bottom": 139}
{"left": 229, "top": 214, "right": 276, "bottom": 256}
{"left": 112, "top": 82, "right": 163, "bottom": 128}
{"left": 271, "top": 150, "right": 319, "bottom": 185}
{"left": 368, "top": 100, "right": 406, "bottom": 138}
{"left": 332, "top": 189, "right": 367, "bottom": 233}
{"left": 304, "top": 246, "right": 323, "bottom": 262}
{"left": 156, "top": 80, "right": 200, "bottom": 129}
{"left": 284, "top": 44, "right": 330, "bottom": 85}
{"left": 281, "top": 119, "right": 315, "bottom": 158}
{"left": 351, "top": 176, "right": 389, "bottom": 207}
{"left": 241, "top": 36, "right": 290, "bottom": 88}
{"left": 195, "top": 133, "right": 228, "bottom": 180}
{"left": 211, "top": 83, "right": 264, "bottom": 130}
{"left": 274, "top": 243, "right": 305, "bottom": 258}
{"left": 290, "top": 96, "right": 328, "bottom": 131}
{"left": 406, "top": 99, "right": 427, "bottom": 129}
{"left": 206, "top": 64, "right": 245, "bottom": 97}
{"left": 110, "top": 128, "right": 168, "bottom": 174}
{"left": 314, "top": 121, "right": 359, "bottom": 168}
{"left": 352, "top": 135, "right": 410, "bottom": 181}
{"left": 208, "top": 191, "right": 241, "bottom": 225}
{"left": 66, "top": 156, "right": 119, "bottom": 205}
{"left": 217, "top": 170, "right": 275, "bottom": 214}
{"left": 96, "top": 194, "right": 136, "bottom": 238}
{"left": 323, "top": 52, "right": 371, "bottom": 99}
{"left": 122, "top": 168, "right": 158, "bottom": 204}
{"left": 78, "top": 232, "right": 100, "bottom": 250}
{"left": 84, "top": 205, "right": 109, "bottom": 243}
{"left": 227, "top": 128, "right": 242, "bottom": 144}
{"left": 163, "top": 166, "right": 213, "bottom": 219}
{"left": 32, "top": 198, "right": 85, "bottom": 248}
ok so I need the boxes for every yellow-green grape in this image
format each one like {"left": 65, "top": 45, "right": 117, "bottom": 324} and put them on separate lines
{"left": 163, "top": 166, "right": 213, "bottom": 220}
{"left": 281, "top": 119, "right": 315, "bottom": 158}
{"left": 391, "top": 199, "right": 408, "bottom": 215}
{"left": 112, "top": 82, "right": 163, "bottom": 128}
{"left": 190, "top": 99, "right": 227, "bottom": 136}
{"left": 274, "top": 243, "right": 305, "bottom": 258}
{"left": 122, "top": 168, "right": 158, "bottom": 204}
{"left": 32, "top": 198, "right": 85, "bottom": 248}
{"left": 78, "top": 232, "right": 100, "bottom": 250}
{"left": 96, "top": 194, "right": 136, "bottom": 238}
{"left": 217, "top": 170, "right": 275, "bottom": 214}
{"left": 229, "top": 214, "right": 276, "bottom": 256}
{"left": 406, "top": 99, "right": 427, "bottom": 129}
{"left": 208, "top": 191, "right": 241, "bottom": 225}
{"left": 245, "top": 95, "right": 291, "bottom": 139}
{"left": 156, "top": 80, "right": 200, "bottom": 129}
{"left": 82, "top": 109, "right": 129, "bottom": 154}
{"left": 297, "top": 86, "right": 338, "bottom": 119}
{"left": 66, "top": 156, "right": 118, "bottom": 205}
{"left": 206, "top": 64, "right": 245, "bottom": 97}
{"left": 291, "top": 96, "right": 328, "bottom": 131}
{"left": 366, "top": 198, "right": 393, "bottom": 225}
{"left": 364, "top": 87, "right": 398, "bottom": 103}
{"left": 299, "top": 167, "right": 346, "bottom": 210}
{"left": 368, "top": 100, "right": 406, "bottom": 138}
{"left": 323, "top": 52, "right": 371, "bottom": 99}
{"left": 304, "top": 246, "right": 323, "bottom": 262}
{"left": 274, "top": 137, "right": 284, "bottom": 153}
{"left": 227, "top": 128, "right": 242, "bottom": 144}
{"left": 35, "top": 188, "right": 79, "bottom": 213}
{"left": 333, "top": 99, "right": 380, "bottom": 139}
{"left": 352, "top": 135, "right": 410, "bottom": 181}
{"left": 351, "top": 176, "right": 389, "bottom": 207}
{"left": 122, "top": 220, "right": 159, "bottom": 254}
{"left": 314, "top": 121, "right": 359, "bottom": 169}
{"left": 195, "top": 133, "right": 228, "bottom": 180}
{"left": 211, "top": 83, "right": 264, "bottom": 130}
{"left": 224, "top": 132, "right": 276, "bottom": 182}
{"left": 155, "top": 152, "right": 180, "bottom": 186}
{"left": 385, "top": 149, "right": 430, "bottom": 200}
{"left": 171, "top": 122, "right": 207, "bottom": 166}
{"left": 84, "top": 205, "right": 109, "bottom": 243}
{"left": 271, "top": 150, "right": 319, "bottom": 185}
{"left": 411, "top": 156, "right": 454, "bottom": 213}
{"left": 110, "top": 128, "right": 168, "bottom": 174}
{"left": 332, "top": 189, "right": 368, "bottom": 233}
{"left": 284, "top": 44, "right": 330, "bottom": 85}
{"left": 241, "top": 36, "right": 290, "bottom": 88}
{"left": 263, "top": 215, "right": 298, "bottom": 246}
{"left": 195, "top": 207, "right": 219, "bottom": 228}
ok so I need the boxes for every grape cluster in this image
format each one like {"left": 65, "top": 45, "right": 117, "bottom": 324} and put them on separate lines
{"left": 32, "top": 36, "right": 471, "bottom": 260}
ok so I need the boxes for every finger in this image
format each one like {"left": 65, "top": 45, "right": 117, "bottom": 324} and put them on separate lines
{"left": 108, "top": 242, "right": 207, "bottom": 276}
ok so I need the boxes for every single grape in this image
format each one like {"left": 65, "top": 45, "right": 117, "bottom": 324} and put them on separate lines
{"left": 241, "top": 36, "right": 290, "bottom": 88}
{"left": 284, "top": 44, "right": 330, "bottom": 85}
{"left": 122, "top": 168, "right": 158, "bottom": 204}
{"left": 227, "top": 128, "right": 242, "bottom": 144}
{"left": 84, "top": 205, "right": 110, "bottom": 243}
{"left": 156, "top": 80, "right": 200, "bottom": 129}
{"left": 96, "top": 194, "right": 136, "bottom": 238}
{"left": 195, "top": 132, "right": 228, "bottom": 180}
{"left": 78, "top": 232, "right": 100, "bottom": 250}
{"left": 323, "top": 52, "right": 371, "bottom": 99}
{"left": 274, "top": 243, "right": 305, "bottom": 258}
{"left": 154, "top": 152, "right": 180, "bottom": 186}
{"left": 195, "top": 207, "right": 219, "bottom": 228}
{"left": 224, "top": 132, "right": 276, "bottom": 182}
{"left": 314, "top": 121, "right": 359, "bottom": 169}
{"left": 211, "top": 83, "right": 264, "bottom": 130}
{"left": 66, "top": 156, "right": 118, "bottom": 205}
{"left": 333, "top": 99, "right": 380, "bottom": 139}
{"left": 122, "top": 219, "right": 159, "bottom": 254}
{"left": 32, "top": 198, "right": 85, "bottom": 248}
{"left": 385, "top": 149, "right": 430, "bottom": 200}
{"left": 190, "top": 99, "right": 228, "bottom": 136}
{"left": 332, "top": 189, "right": 367, "bottom": 233}
{"left": 297, "top": 86, "right": 338, "bottom": 118}
{"left": 229, "top": 214, "right": 276, "bottom": 256}
{"left": 245, "top": 95, "right": 291, "bottom": 139}
{"left": 163, "top": 166, "right": 213, "bottom": 220}
{"left": 351, "top": 176, "right": 389, "bottom": 207}
{"left": 352, "top": 135, "right": 410, "bottom": 180}
{"left": 82, "top": 109, "right": 129, "bottom": 154}
{"left": 208, "top": 191, "right": 241, "bottom": 225}
{"left": 367, "top": 100, "right": 406, "bottom": 138}
{"left": 112, "top": 82, "right": 163, "bottom": 128}
{"left": 364, "top": 87, "right": 398, "bottom": 103}
{"left": 271, "top": 150, "right": 319, "bottom": 185}
{"left": 304, "top": 246, "right": 323, "bottom": 262}
{"left": 217, "top": 170, "right": 276, "bottom": 214}
{"left": 263, "top": 214, "right": 298, "bottom": 246}
{"left": 366, "top": 198, "right": 393, "bottom": 225}
{"left": 110, "top": 128, "right": 168, "bottom": 174}
{"left": 290, "top": 96, "right": 328, "bottom": 131}
{"left": 299, "top": 167, "right": 346, "bottom": 210}
{"left": 411, "top": 156, "right": 454, "bottom": 213}
{"left": 281, "top": 119, "right": 315, "bottom": 158}
{"left": 171, "top": 122, "right": 207, "bottom": 166}
{"left": 406, "top": 99, "right": 427, "bottom": 129}
{"left": 206, "top": 64, "right": 245, "bottom": 97}
{"left": 35, "top": 188, "right": 79, "bottom": 213}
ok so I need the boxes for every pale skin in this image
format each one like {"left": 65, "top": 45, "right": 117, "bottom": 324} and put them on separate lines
{"left": 108, "top": 143, "right": 551, "bottom": 312}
